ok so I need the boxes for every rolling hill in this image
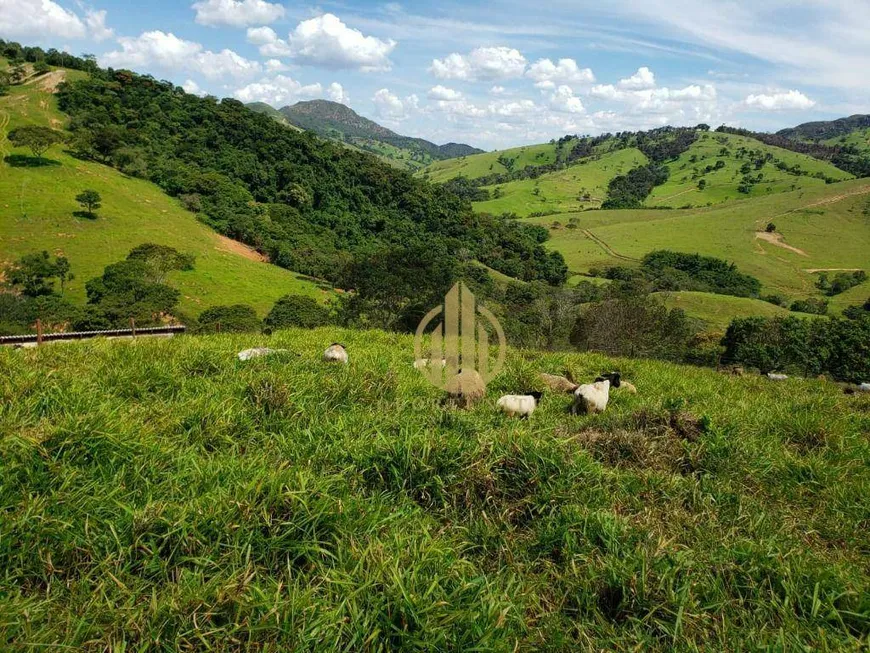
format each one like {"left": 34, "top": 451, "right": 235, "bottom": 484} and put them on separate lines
{"left": 0, "top": 62, "right": 326, "bottom": 317}
{"left": 250, "top": 99, "right": 482, "bottom": 172}
{"left": 419, "top": 128, "right": 854, "bottom": 216}
{"left": 777, "top": 114, "right": 870, "bottom": 143}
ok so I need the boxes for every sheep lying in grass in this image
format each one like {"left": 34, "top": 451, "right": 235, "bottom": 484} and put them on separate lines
{"left": 572, "top": 372, "right": 621, "bottom": 415}
{"left": 323, "top": 343, "right": 349, "bottom": 364}
{"left": 541, "top": 371, "right": 637, "bottom": 397}
{"left": 767, "top": 373, "right": 788, "bottom": 381}
{"left": 497, "top": 391, "right": 543, "bottom": 418}
{"left": 444, "top": 369, "right": 485, "bottom": 408}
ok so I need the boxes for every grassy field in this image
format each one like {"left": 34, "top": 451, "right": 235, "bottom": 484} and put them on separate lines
{"left": 647, "top": 131, "right": 852, "bottom": 207}
{"left": 655, "top": 291, "right": 813, "bottom": 330}
{"left": 473, "top": 148, "right": 648, "bottom": 217}
{"left": 0, "top": 328, "right": 867, "bottom": 649}
{"left": 824, "top": 127, "right": 870, "bottom": 154}
{"left": 527, "top": 180, "right": 870, "bottom": 306}
{"left": 420, "top": 140, "right": 573, "bottom": 184}
{"left": 0, "top": 66, "right": 326, "bottom": 317}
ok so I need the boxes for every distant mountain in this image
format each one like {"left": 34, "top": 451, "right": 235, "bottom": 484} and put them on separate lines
{"left": 249, "top": 99, "right": 483, "bottom": 171}
{"left": 778, "top": 114, "right": 870, "bottom": 142}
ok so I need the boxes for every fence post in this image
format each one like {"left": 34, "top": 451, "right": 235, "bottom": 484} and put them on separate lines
{"left": 36, "top": 319, "right": 43, "bottom": 346}
{"left": 130, "top": 318, "right": 137, "bottom": 338}
{"left": 216, "top": 322, "right": 221, "bottom": 334}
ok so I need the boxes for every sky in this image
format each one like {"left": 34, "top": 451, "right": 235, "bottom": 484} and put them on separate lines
{"left": 2, "top": 0, "right": 869, "bottom": 150}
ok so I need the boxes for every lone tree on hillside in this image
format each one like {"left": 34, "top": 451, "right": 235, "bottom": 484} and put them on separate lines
{"left": 76, "top": 189, "right": 102, "bottom": 217}
{"left": 8, "top": 126, "right": 64, "bottom": 161}
{"left": 766, "top": 222, "right": 776, "bottom": 233}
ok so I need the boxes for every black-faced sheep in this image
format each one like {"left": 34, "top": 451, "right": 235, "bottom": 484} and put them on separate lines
{"left": 572, "top": 372, "right": 621, "bottom": 415}
{"left": 497, "top": 391, "right": 543, "bottom": 418}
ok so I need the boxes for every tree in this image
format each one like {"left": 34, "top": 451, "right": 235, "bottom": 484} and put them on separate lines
{"left": 76, "top": 189, "right": 102, "bottom": 216}
{"left": 55, "top": 256, "right": 73, "bottom": 295}
{"left": 84, "top": 259, "right": 181, "bottom": 327}
{"left": 197, "top": 304, "right": 261, "bottom": 333}
{"left": 766, "top": 222, "right": 776, "bottom": 233}
{"left": 7, "top": 126, "right": 64, "bottom": 161}
{"left": 33, "top": 61, "right": 50, "bottom": 75}
{"left": 5, "top": 251, "right": 66, "bottom": 297}
{"left": 265, "top": 295, "right": 330, "bottom": 329}
{"left": 127, "top": 243, "right": 195, "bottom": 283}
{"left": 697, "top": 179, "right": 707, "bottom": 190}
{"left": 0, "top": 71, "right": 10, "bottom": 96}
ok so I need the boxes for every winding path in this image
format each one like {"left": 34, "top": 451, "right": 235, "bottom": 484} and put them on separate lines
{"left": 582, "top": 229, "right": 639, "bottom": 262}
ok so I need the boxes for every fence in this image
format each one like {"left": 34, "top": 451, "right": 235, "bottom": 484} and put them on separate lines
{"left": 0, "top": 319, "right": 186, "bottom": 346}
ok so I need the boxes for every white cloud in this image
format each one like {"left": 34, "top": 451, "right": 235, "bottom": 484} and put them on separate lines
{"left": 0, "top": 0, "right": 86, "bottom": 40}
{"left": 406, "top": 94, "right": 420, "bottom": 111}
{"left": 233, "top": 74, "right": 322, "bottom": 105}
{"left": 192, "top": 0, "right": 285, "bottom": 28}
{"left": 527, "top": 58, "right": 594, "bottom": 88}
{"left": 490, "top": 85, "right": 506, "bottom": 95}
{"left": 182, "top": 79, "right": 207, "bottom": 96}
{"left": 101, "top": 31, "right": 261, "bottom": 81}
{"left": 488, "top": 99, "right": 539, "bottom": 122}
{"left": 372, "top": 88, "right": 407, "bottom": 119}
{"left": 744, "top": 89, "right": 815, "bottom": 110}
{"left": 264, "top": 58, "right": 289, "bottom": 73}
{"left": 428, "top": 85, "right": 463, "bottom": 101}
{"left": 549, "top": 85, "right": 585, "bottom": 113}
{"left": 85, "top": 10, "right": 114, "bottom": 42}
{"left": 430, "top": 46, "right": 527, "bottom": 81}
{"left": 617, "top": 66, "right": 656, "bottom": 90}
{"left": 327, "top": 82, "right": 350, "bottom": 105}
{"left": 286, "top": 13, "right": 396, "bottom": 72}
{"left": 246, "top": 26, "right": 293, "bottom": 57}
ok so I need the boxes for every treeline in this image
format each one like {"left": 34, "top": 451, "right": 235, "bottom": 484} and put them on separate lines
{"left": 715, "top": 125, "right": 870, "bottom": 178}
{"left": 599, "top": 251, "right": 762, "bottom": 298}
{"left": 601, "top": 164, "right": 669, "bottom": 209}
{"left": 45, "top": 56, "right": 565, "bottom": 286}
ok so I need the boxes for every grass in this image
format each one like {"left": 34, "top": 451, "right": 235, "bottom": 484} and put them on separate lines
{"left": 654, "top": 291, "right": 816, "bottom": 330}
{"left": 473, "top": 148, "right": 648, "bottom": 217}
{"left": 419, "top": 140, "right": 573, "bottom": 184}
{"left": 0, "top": 64, "right": 326, "bottom": 318}
{"left": 647, "top": 131, "right": 852, "bottom": 207}
{"left": 0, "top": 328, "right": 867, "bottom": 649}
{"left": 526, "top": 179, "right": 870, "bottom": 306}
{"left": 824, "top": 127, "right": 870, "bottom": 155}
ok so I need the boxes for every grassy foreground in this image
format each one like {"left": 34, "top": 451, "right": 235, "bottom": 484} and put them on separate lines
{"left": 1, "top": 329, "right": 868, "bottom": 650}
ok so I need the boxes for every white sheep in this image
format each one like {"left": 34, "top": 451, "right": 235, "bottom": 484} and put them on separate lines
{"left": 767, "top": 373, "right": 788, "bottom": 381}
{"left": 572, "top": 373, "right": 620, "bottom": 415}
{"left": 323, "top": 343, "right": 348, "bottom": 364}
{"left": 496, "top": 391, "right": 543, "bottom": 418}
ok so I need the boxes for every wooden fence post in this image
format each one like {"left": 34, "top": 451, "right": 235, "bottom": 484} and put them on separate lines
{"left": 216, "top": 322, "right": 221, "bottom": 334}
{"left": 36, "top": 319, "right": 43, "bottom": 346}
{"left": 130, "top": 317, "right": 137, "bottom": 338}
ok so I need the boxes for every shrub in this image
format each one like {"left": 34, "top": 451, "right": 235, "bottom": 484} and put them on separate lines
{"left": 765, "top": 223, "right": 776, "bottom": 233}
{"left": 265, "top": 295, "right": 330, "bottom": 330}
{"left": 197, "top": 304, "right": 261, "bottom": 333}
{"left": 790, "top": 298, "right": 828, "bottom": 315}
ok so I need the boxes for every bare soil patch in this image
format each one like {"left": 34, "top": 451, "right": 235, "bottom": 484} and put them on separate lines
{"left": 754, "top": 231, "right": 807, "bottom": 256}
{"left": 214, "top": 234, "right": 269, "bottom": 263}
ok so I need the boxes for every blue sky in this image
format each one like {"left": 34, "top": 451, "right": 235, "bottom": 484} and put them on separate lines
{"left": 2, "top": 0, "right": 868, "bottom": 149}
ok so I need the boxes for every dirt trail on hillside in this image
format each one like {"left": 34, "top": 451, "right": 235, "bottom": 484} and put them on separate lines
{"left": 214, "top": 234, "right": 269, "bottom": 263}
{"left": 768, "top": 185, "right": 870, "bottom": 220}
{"left": 582, "top": 230, "right": 639, "bottom": 262}
{"left": 23, "top": 70, "right": 66, "bottom": 93}
{"left": 803, "top": 267, "right": 862, "bottom": 273}
{"left": 754, "top": 231, "right": 808, "bottom": 256}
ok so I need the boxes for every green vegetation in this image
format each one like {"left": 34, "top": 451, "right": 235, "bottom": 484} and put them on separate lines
{"left": 74, "top": 188, "right": 102, "bottom": 217}
{"left": 7, "top": 125, "right": 63, "bottom": 161}
{"left": 196, "top": 304, "right": 262, "bottom": 333}
{"left": 656, "top": 292, "right": 807, "bottom": 330}
{"left": 420, "top": 139, "right": 573, "bottom": 184}
{"left": 0, "top": 329, "right": 867, "bottom": 649}
{"left": 265, "top": 294, "right": 331, "bottom": 329}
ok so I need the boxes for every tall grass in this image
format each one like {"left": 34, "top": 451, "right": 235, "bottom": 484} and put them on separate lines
{"left": 0, "top": 328, "right": 867, "bottom": 650}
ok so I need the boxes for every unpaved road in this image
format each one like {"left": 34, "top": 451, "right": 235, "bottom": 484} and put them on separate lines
{"left": 582, "top": 230, "right": 639, "bottom": 262}
{"left": 754, "top": 231, "right": 808, "bottom": 256}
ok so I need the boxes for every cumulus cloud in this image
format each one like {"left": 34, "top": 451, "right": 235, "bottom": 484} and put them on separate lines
{"left": 85, "top": 10, "right": 114, "bottom": 42}
{"left": 548, "top": 85, "right": 585, "bottom": 113}
{"left": 246, "top": 26, "right": 292, "bottom": 57}
{"left": 0, "top": 0, "right": 121, "bottom": 41}
{"left": 286, "top": 13, "right": 396, "bottom": 72}
{"left": 744, "top": 90, "right": 815, "bottom": 110}
{"left": 264, "top": 58, "right": 289, "bottom": 73}
{"left": 430, "top": 46, "right": 527, "bottom": 81}
{"left": 372, "top": 88, "right": 408, "bottom": 119}
{"left": 182, "top": 79, "right": 207, "bottom": 96}
{"left": 327, "top": 82, "right": 350, "bottom": 105}
{"left": 490, "top": 85, "right": 506, "bottom": 95}
{"left": 233, "top": 75, "right": 323, "bottom": 105}
{"left": 428, "top": 85, "right": 463, "bottom": 101}
{"left": 192, "top": 0, "right": 285, "bottom": 28}
{"left": 617, "top": 66, "right": 656, "bottom": 90}
{"left": 527, "top": 58, "right": 594, "bottom": 89}
{"left": 101, "top": 31, "right": 261, "bottom": 81}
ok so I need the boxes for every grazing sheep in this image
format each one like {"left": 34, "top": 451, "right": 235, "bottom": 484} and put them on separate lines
{"left": 620, "top": 381, "right": 638, "bottom": 394}
{"left": 238, "top": 347, "right": 287, "bottom": 361}
{"left": 572, "top": 372, "right": 621, "bottom": 415}
{"left": 444, "top": 369, "right": 486, "bottom": 408}
{"left": 766, "top": 373, "right": 788, "bottom": 381}
{"left": 539, "top": 372, "right": 578, "bottom": 393}
{"left": 323, "top": 343, "right": 348, "bottom": 364}
{"left": 497, "top": 391, "right": 544, "bottom": 418}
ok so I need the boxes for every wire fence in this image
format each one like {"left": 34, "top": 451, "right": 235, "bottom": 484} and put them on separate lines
{"left": 0, "top": 319, "right": 186, "bottom": 346}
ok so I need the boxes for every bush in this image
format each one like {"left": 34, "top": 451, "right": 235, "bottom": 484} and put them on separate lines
{"left": 265, "top": 295, "right": 330, "bottom": 329}
{"left": 815, "top": 270, "right": 866, "bottom": 296}
{"left": 197, "top": 304, "right": 261, "bottom": 333}
{"left": 790, "top": 298, "right": 828, "bottom": 315}
{"left": 765, "top": 223, "right": 776, "bottom": 233}
{"left": 763, "top": 294, "right": 788, "bottom": 307}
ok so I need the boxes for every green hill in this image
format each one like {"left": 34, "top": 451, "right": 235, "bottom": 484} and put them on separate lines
{"left": 0, "top": 64, "right": 325, "bottom": 317}
{"left": 527, "top": 179, "right": 870, "bottom": 307}
{"left": 777, "top": 114, "right": 870, "bottom": 142}
{"left": 251, "top": 99, "right": 482, "bottom": 172}
{"left": 1, "top": 328, "right": 866, "bottom": 649}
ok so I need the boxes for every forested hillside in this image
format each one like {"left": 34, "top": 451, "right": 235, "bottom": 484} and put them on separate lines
{"left": 54, "top": 63, "right": 566, "bottom": 289}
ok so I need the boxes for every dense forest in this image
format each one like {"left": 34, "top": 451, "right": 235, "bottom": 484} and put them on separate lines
{"left": 43, "top": 56, "right": 565, "bottom": 288}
